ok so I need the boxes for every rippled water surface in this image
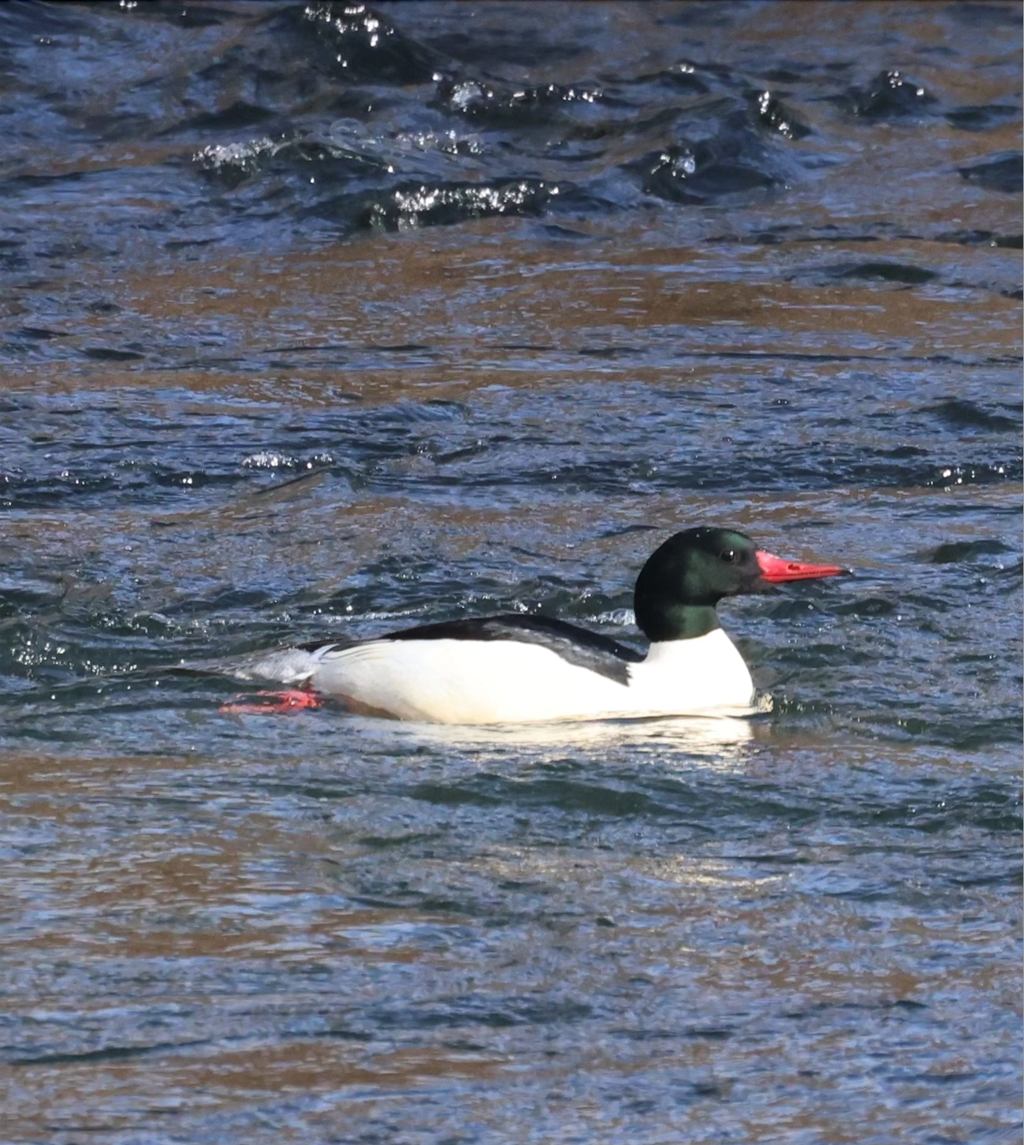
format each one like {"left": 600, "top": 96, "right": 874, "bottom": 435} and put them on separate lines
{"left": 1, "top": 2, "right": 1021, "bottom": 1142}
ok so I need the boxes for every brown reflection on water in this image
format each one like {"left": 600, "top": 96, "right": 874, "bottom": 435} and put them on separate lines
{"left": 2, "top": 752, "right": 457, "bottom": 963}
{"left": 2, "top": 739, "right": 1016, "bottom": 1139}
{"left": 24, "top": 212, "right": 1019, "bottom": 411}
{"left": 8, "top": 1042, "right": 507, "bottom": 1139}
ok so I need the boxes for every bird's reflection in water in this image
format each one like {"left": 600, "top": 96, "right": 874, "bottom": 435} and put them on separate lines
{"left": 353, "top": 702, "right": 769, "bottom": 769}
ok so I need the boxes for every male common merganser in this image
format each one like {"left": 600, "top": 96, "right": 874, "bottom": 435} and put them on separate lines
{"left": 230, "top": 527, "right": 843, "bottom": 724}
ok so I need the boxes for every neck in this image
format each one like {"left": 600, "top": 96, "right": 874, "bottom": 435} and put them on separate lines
{"left": 638, "top": 603, "right": 721, "bottom": 642}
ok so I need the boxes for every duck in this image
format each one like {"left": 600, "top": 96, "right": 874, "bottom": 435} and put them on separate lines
{"left": 227, "top": 526, "right": 843, "bottom": 724}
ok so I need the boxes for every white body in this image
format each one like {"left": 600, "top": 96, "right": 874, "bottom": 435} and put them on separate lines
{"left": 240, "top": 627, "right": 756, "bottom": 724}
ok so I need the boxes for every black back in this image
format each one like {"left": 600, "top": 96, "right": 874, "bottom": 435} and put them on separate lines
{"left": 381, "top": 613, "right": 644, "bottom": 685}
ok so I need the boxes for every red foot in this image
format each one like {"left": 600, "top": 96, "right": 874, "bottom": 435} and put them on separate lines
{"left": 220, "top": 689, "right": 321, "bottom": 715}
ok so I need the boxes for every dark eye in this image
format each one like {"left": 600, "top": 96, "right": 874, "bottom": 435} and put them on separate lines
{"left": 720, "top": 549, "right": 738, "bottom": 563}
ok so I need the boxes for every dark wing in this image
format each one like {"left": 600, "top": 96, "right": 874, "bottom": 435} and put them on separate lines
{"left": 296, "top": 636, "right": 357, "bottom": 655}
{"left": 381, "top": 613, "right": 644, "bottom": 685}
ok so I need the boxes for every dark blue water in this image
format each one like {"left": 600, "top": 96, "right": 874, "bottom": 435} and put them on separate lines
{"left": 1, "top": 3, "right": 1021, "bottom": 1142}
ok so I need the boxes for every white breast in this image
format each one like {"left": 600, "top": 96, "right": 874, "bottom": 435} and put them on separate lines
{"left": 627, "top": 628, "right": 755, "bottom": 713}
